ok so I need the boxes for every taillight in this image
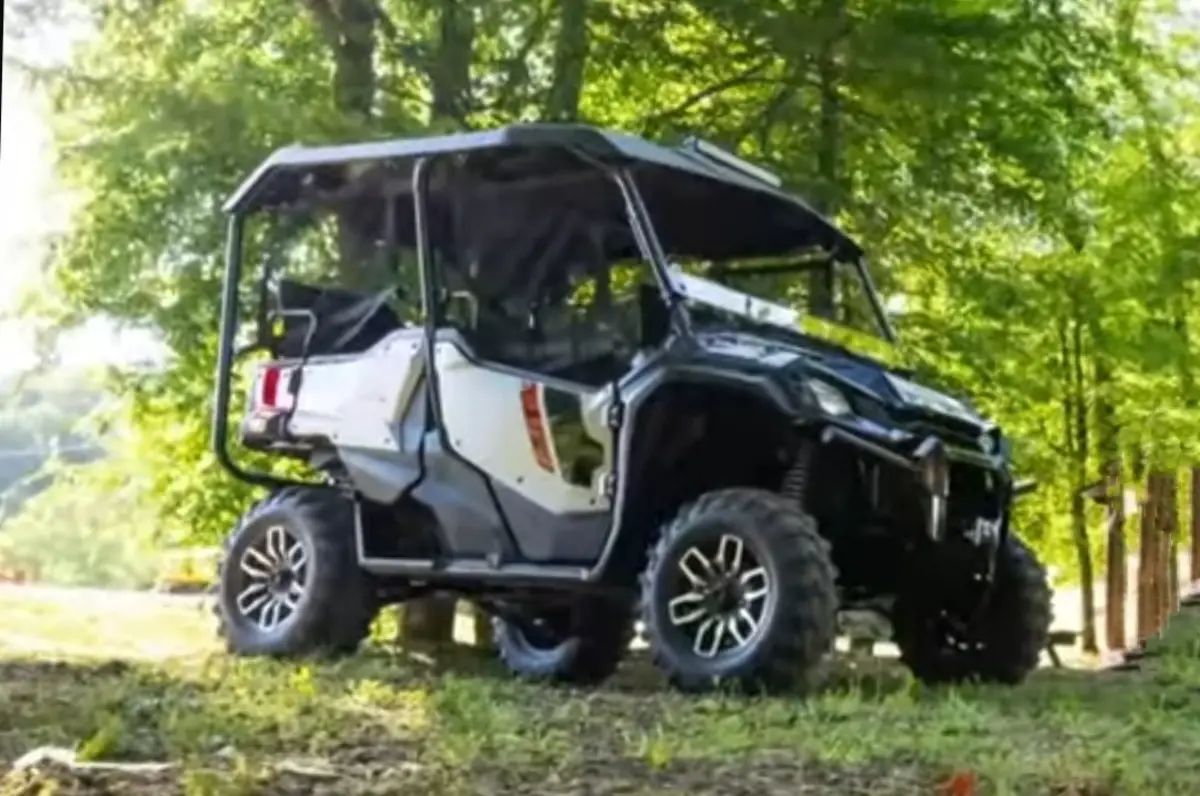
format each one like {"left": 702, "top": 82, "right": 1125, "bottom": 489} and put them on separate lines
{"left": 261, "top": 367, "right": 281, "bottom": 407}
{"left": 255, "top": 365, "right": 294, "bottom": 412}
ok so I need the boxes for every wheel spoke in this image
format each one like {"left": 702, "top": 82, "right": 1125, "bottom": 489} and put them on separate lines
{"left": 240, "top": 548, "right": 274, "bottom": 579}
{"left": 740, "top": 566, "right": 769, "bottom": 602}
{"left": 678, "top": 546, "right": 716, "bottom": 588}
{"left": 738, "top": 605, "right": 763, "bottom": 641}
{"left": 286, "top": 541, "right": 307, "bottom": 574}
{"left": 236, "top": 582, "right": 270, "bottom": 615}
{"left": 716, "top": 534, "right": 744, "bottom": 575}
{"left": 693, "top": 615, "right": 725, "bottom": 658}
{"left": 668, "top": 591, "right": 707, "bottom": 626}
{"left": 283, "top": 580, "right": 304, "bottom": 610}
{"left": 265, "top": 525, "right": 290, "bottom": 567}
{"left": 727, "top": 613, "right": 751, "bottom": 646}
{"left": 261, "top": 597, "right": 283, "bottom": 631}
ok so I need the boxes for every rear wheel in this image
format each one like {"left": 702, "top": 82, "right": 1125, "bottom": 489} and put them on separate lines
{"left": 892, "top": 533, "right": 1051, "bottom": 685}
{"left": 215, "top": 487, "right": 377, "bottom": 657}
{"left": 492, "top": 597, "right": 635, "bottom": 685}
{"left": 639, "top": 488, "right": 838, "bottom": 694}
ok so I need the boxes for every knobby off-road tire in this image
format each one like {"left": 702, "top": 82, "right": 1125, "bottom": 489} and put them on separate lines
{"left": 215, "top": 486, "right": 377, "bottom": 657}
{"left": 639, "top": 488, "right": 838, "bottom": 694}
{"left": 892, "top": 534, "right": 1051, "bottom": 685}
{"left": 492, "top": 597, "right": 636, "bottom": 686}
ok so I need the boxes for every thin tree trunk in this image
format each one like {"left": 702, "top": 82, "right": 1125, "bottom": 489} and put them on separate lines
{"left": 544, "top": 0, "right": 590, "bottom": 121}
{"left": 1192, "top": 467, "right": 1200, "bottom": 585}
{"left": 1163, "top": 472, "right": 1179, "bottom": 613}
{"left": 1059, "top": 316, "right": 1096, "bottom": 652}
{"left": 1069, "top": 315, "right": 1097, "bottom": 653}
{"left": 302, "top": 0, "right": 384, "bottom": 287}
{"left": 1136, "top": 472, "right": 1159, "bottom": 644}
{"left": 1094, "top": 355, "right": 1125, "bottom": 651}
{"left": 429, "top": 0, "right": 476, "bottom": 125}
{"left": 1145, "top": 470, "right": 1173, "bottom": 639}
{"left": 1103, "top": 484, "right": 1127, "bottom": 650}
{"left": 809, "top": 0, "right": 846, "bottom": 318}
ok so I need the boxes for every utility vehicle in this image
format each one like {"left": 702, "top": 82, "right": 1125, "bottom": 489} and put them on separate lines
{"left": 211, "top": 124, "right": 1051, "bottom": 692}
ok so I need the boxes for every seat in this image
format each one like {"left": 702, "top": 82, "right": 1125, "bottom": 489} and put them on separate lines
{"left": 271, "top": 279, "right": 403, "bottom": 359}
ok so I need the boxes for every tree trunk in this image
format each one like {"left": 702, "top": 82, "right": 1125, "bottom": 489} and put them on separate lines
{"left": 429, "top": 0, "right": 476, "bottom": 125}
{"left": 544, "top": 0, "right": 590, "bottom": 121}
{"left": 809, "top": 0, "right": 846, "bottom": 317}
{"left": 1093, "top": 356, "right": 1125, "bottom": 651}
{"left": 1060, "top": 315, "right": 1097, "bottom": 652}
{"left": 1162, "top": 472, "right": 1179, "bottom": 614}
{"left": 1069, "top": 488, "right": 1098, "bottom": 653}
{"left": 1152, "top": 471, "right": 1170, "bottom": 634}
{"left": 1070, "top": 315, "right": 1097, "bottom": 653}
{"left": 1103, "top": 483, "right": 1127, "bottom": 651}
{"left": 1136, "top": 472, "right": 1159, "bottom": 644}
{"left": 397, "top": 0, "right": 480, "bottom": 648}
{"left": 1192, "top": 467, "right": 1200, "bottom": 586}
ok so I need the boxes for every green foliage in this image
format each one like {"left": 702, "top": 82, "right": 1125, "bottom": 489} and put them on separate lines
{"left": 6, "top": 0, "right": 1200, "bottom": 595}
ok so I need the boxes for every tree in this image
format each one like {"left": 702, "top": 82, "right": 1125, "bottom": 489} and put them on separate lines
{"left": 9, "top": 0, "right": 1200, "bottom": 656}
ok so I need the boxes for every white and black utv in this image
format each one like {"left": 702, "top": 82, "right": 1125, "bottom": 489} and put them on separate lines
{"left": 211, "top": 125, "right": 1051, "bottom": 692}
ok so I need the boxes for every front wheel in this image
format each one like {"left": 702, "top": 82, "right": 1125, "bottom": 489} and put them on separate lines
{"left": 639, "top": 488, "right": 838, "bottom": 694}
{"left": 892, "top": 533, "right": 1052, "bottom": 685}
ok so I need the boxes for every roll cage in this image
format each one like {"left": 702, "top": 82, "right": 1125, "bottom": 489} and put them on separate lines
{"left": 212, "top": 123, "right": 892, "bottom": 489}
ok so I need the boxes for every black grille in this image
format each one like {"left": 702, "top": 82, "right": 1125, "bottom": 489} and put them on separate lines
{"left": 946, "top": 462, "right": 1003, "bottom": 529}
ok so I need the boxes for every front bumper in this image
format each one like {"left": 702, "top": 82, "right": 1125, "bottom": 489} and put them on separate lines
{"left": 816, "top": 416, "right": 1024, "bottom": 545}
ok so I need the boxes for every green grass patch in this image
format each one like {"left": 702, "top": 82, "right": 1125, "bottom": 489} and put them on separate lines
{"left": 2, "top": 588, "right": 1200, "bottom": 795}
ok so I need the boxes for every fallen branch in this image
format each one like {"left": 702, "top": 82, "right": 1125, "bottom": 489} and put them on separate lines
{"left": 12, "top": 747, "right": 176, "bottom": 775}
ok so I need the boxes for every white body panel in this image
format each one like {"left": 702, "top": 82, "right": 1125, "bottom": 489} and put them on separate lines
{"left": 287, "top": 328, "right": 426, "bottom": 451}
{"left": 434, "top": 341, "right": 613, "bottom": 514}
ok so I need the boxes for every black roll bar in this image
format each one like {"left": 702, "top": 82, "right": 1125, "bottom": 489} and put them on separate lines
{"left": 211, "top": 215, "right": 319, "bottom": 490}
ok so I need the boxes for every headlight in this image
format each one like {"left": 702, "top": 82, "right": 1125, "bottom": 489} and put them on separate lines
{"left": 807, "top": 379, "right": 853, "bottom": 416}
{"left": 885, "top": 374, "right": 978, "bottom": 423}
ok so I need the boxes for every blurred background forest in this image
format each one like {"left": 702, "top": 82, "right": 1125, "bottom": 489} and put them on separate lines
{"left": 2, "top": 0, "right": 1200, "bottom": 648}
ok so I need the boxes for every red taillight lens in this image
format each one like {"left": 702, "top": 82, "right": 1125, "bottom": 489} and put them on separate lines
{"left": 255, "top": 365, "right": 293, "bottom": 411}
{"left": 260, "top": 366, "right": 282, "bottom": 408}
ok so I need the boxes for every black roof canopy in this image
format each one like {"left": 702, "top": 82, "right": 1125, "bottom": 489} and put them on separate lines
{"left": 222, "top": 123, "right": 863, "bottom": 262}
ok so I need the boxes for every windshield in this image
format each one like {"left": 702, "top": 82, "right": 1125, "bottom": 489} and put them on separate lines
{"left": 666, "top": 256, "right": 894, "bottom": 343}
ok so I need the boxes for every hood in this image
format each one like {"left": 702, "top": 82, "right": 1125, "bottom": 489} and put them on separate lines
{"left": 674, "top": 271, "right": 987, "bottom": 430}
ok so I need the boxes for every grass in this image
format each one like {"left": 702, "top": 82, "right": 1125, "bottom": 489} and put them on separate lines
{"left": 2, "top": 588, "right": 1200, "bottom": 795}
